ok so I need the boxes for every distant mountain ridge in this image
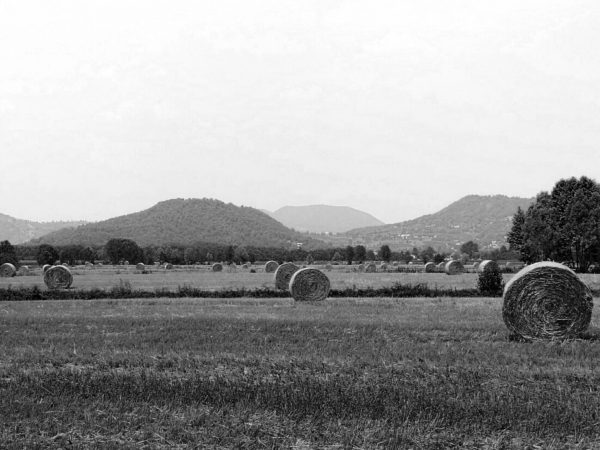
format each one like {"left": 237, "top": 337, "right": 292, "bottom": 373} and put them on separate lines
{"left": 343, "top": 195, "right": 534, "bottom": 251}
{"left": 0, "top": 213, "right": 86, "bottom": 244}
{"left": 268, "top": 205, "right": 384, "bottom": 233}
{"left": 30, "top": 198, "right": 323, "bottom": 249}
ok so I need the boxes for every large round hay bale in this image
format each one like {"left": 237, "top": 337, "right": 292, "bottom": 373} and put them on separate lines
{"left": 503, "top": 262, "right": 592, "bottom": 340}
{"left": 424, "top": 262, "right": 436, "bottom": 273}
{"left": 42, "top": 264, "right": 51, "bottom": 273}
{"left": 136, "top": 262, "right": 145, "bottom": 271}
{"left": 478, "top": 260, "right": 499, "bottom": 274}
{"left": 444, "top": 260, "right": 464, "bottom": 275}
{"left": 0, "top": 263, "right": 16, "bottom": 277}
{"left": 289, "top": 268, "right": 330, "bottom": 302}
{"left": 274, "top": 262, "right": 299, "bottom": 290}
{"left": 44, "top": 265, "right": 73, "bottom": 289}
{"left": 364, "top": 263, "right": 377, "bottom": 273}
{"left": 264, "top": 260, "right": 279, "bottom": 273}
{"left": 212, "top": 263, "right": 223, "bottom": 272}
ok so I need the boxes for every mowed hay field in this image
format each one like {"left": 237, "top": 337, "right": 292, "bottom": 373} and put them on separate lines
{"left": 3, "top": 296, "right": 600, "bottom": 447}
{"left": 5, "top": 263, "right": 600, "bottom": 292}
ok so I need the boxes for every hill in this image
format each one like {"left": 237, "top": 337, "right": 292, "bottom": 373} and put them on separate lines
{"left": 342, "top": 195, "right": 534, "bottom": 251}
{"left": 30, "top": 198, "right": 322, "bottom": 248}
{"left": 269, "top": 205, "right": 384, "bottom": 233}
{"left": 0, "top": 213, "right": 86, "bottom": 244}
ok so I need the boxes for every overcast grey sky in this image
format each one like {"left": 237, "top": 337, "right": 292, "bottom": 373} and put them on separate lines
{"left": 1, "top": 0, "right": 599, "bottom": 223}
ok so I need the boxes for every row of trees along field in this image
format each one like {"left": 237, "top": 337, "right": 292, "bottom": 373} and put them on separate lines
{"left": 5, "top": 237, "right": 516, "bottom": 268}
{"left": 507, "top": 176, "right": 600, "bottom": 273}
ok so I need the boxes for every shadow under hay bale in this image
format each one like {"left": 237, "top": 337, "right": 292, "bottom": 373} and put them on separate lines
{"left": 444, "top": 260, "right": 464, "bottom": 275}
{"left": 44, "top": 265, "right": 73, "bottom": 290}
{"left": 274, "top": 262, "right": 299, "bottom": 290}
{"left": 0, "top": 263, "right": 16, "bottom": 277}
{"left": 502, "top": 261, "right": 593, "bottom": 340}
{"left": 264, "top": 260, "right": 279, "bottom": 273}
{"left": 289, "top": 268, "right": 330, "bottom": 301}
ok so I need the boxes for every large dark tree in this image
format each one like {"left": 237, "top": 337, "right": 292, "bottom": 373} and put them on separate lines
{"left": 379, "top": 244, "right": 392, "bottom": 262}
{"left": 460, "top": 241, "right": 479, "bottom": 258}
{"left": 353, "top": 245, "right": 366, "bottom": 263}
{"left": 0, "top": 240, "right": 18, "bottom": 267}
{"left": 104, "top": 238, "right": 144, "bottom": 265}
{"left": 345, "top": 245, "right": 354, "bottom": 265}
{"left": 36, "top": 244, "right": 59, "bottom": 266}
{"left": 507, "top": 176, "right": 600, "bottom": 271}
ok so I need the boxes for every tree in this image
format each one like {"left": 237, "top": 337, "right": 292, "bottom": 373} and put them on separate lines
{"left": 345, "top": 245, "right": 354, "bottom": 265}
{"left": 379, "top": 244, "right": 392, "bottom": 262}
{"left": 0, "top": 240, "right": 18, "bottom": 267}
{"left": 460, "top": 241, "right": 479, "bottom": 258}
{"left": 419, "top": 246, "right": 436, "bottom": 263}
{"left": 332, "top": 251, "right": 343, "bottom": 262}
{"left": 104, "top": 238, "right": 143, "bottom": 265}
{"left": 508, "top": 176, "right": 600, "bottom": 271}
{"left": 366, "top": 250, "right": 376, "bottom": 261}
{"left": 36, "top": 244, "right": 59, "bottom": 266}
{"left": 354, "top": 245, "right": 366, "bottom": 263}
{"left": 233, "top": 246, "right": 249, "bottom": 264}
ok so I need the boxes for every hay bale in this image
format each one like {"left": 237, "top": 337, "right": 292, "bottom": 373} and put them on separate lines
{"left": 164, "top": 263, "right": 173, "bottom": 270}
{"left": 228, "top": 263, "right": 237, "bottom": 273}
{"left": 444, "top": 260, "right": 464, "bottom": 275}
{"left": 264, "top": 260, "right": 279, "bottom": 273}
{"left": 212, "top": 263, "right": 223, "bottom": 272}
{"left": 0, "top": 263, "right": 16, "bottom": 277}
{"left": 324, "top": 263, "right": 332, "bottom": 271}
{"left": 136, "top": 262, "right": 145, "bottom": 271}
{"left": 358, "top": 264, "right": 365, "bottom": 272}
{"left": 274, "top": 262, "right": 299, "bottom": 290}
{"left": 44, "top": 265, "right": 73, "bottom": 289}
{"left": 42, "top": 264, "right": 52, "bottom": 273}
{"left": 424, "top": 262, "right": 436, "bottom": 273}
{"left": 502, "top": 262, "right": 593, "bottom": 340}
{"left": 364, "top": 263, "right": 377, "bottom": 273}
{"left": 478, "top": 260, "right": 499, "bottom": 274}
{"left": 289, "top": 268, "right": 330, "bottom": 302}
{"left": 472, "top": 261, "right": 480, "bottom": 271}
{"left": 379, "top": 263, "right": 388, "bottom": 272}
{"left": 18, "top": 265, "right": 30, "bottom": 275}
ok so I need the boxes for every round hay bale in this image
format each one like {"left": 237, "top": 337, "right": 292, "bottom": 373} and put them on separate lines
{"left": 502, "top": 262, "right": 593, "bottom": 340}
{"left": 436, "top": 262, "right": 445, "bottom": 271}
{"left": 44, "top": 265, "right": 73, "bottom": 289}
{"left": 264, "top": 260, "right": 279, "bottom": 273}
{"left": 18, "top": 265, "right": 30, "bottom": 275}
{"left": 212, "top": 263, "right": 223, "bottom": 272}
{"left": 42, "top": 264, "right": 52, "bottom": 273}
{"left": 0, "top": 263, "right": 17, "bottom": 277}
{"left": 164, "top": 263, "right": 173, "bottom": 270}
{"left": 478, "top": 260, "right": 499, "bottom": 274}
{"left": 424, "top": 262, "right": 436, "bottom": 273}
{"left": 364, "top": 262, "right": 377, "bottom": 273}
{"left": 228, "top": 263, "right": 237, "bottom": 272}
{"left": 289, "top": 268, "right": 330, "bottom": 302}
{"left": 242, "top": 263, "right": 249, "bottom": 269}
{"left": 358, "top": 264, "right": 365, "bottom": 272}
{"left": 136, "top": 262, "right": 145, "bottom": 271}
{"left": 324, "top": 263, "right": 332, "bottom": 271}
{"left": 379, "top": 263, "right": 388, "bottom": 272}
{"left": 444, "top": 260, "right": 464, "bottom": 275}
{"left": 123, "top": 260, "right": 129, "bottom": 266}
{"left": 472, "top": 261, "right": 480, "bottom": 271}
{"left": 274, "top": 262, "right": 299, "bottom": 290}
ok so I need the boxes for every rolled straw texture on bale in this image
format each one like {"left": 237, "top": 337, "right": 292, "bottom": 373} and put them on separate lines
{"left": 264, "top": 260, "right": 279, "bottom": 273}
{"left": 212, "top": 263, "right": 223, "bottom": 272}
{"left": 0, "top": 263, "right": 16, "bottom": 277}
{"left": 357, "top": 264, "right": 365, "bottom": 272}
{"left": 424, "top": 262, "right": 436, "bottom": 273}
{"left": 136, "top": 263, "right": 145, "bottom": 271}
{"left": 364, "top": 263, "right": 377, "bottom": 273}
{"left": 289, "top": 268, "right": 330, "bottom": 302}
{"left": 502, "top": 262, "right": 592, "bottom": 340}
{"left": 379, "top": 263, "right": 388, "bottom": 272}
{"left": 164, "top": 263, "right": 173, "bottom": 270}
{"left": 274, "top": 262, "right": 299, "bottom": 290}
{"left": 42, "top": 264, "right": 51, "bottom": 273}
{"left": 44, "top": 265, "right": 73, "bottom": 289}
{"left": 478, "top": 260, "right": 499, "bottom": 274}
{"left": 444, "top": 260, "right": 464, "bottom": 275}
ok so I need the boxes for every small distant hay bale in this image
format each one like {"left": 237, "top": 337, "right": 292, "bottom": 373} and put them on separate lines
{"left": 289, "top": 268, "right": 330, "bottom": 302}
{"left": 472, "top": 261, "right": 480, "bottom": 271}
{"left": 324, "top": 264, "right": 333, "bottom": 271}
{"left": 364, "top": 263, "right": 377, "bottom": 273}
{"left": 44, "top": 265, "right": 73, "bottom": 289}
{"left": 136, "top": 262, "right": 145, "bottom": 271}
{"left": 42, "top": 264, "right": 52, "bottom": 273}
{"left": 379, "top": 263, "right": 388, "bottom": 272}
{"left": 478, "top": 260, "right": 499, "bottom": 274}
{"left": 228, "top": 263, "right": 237, "bottom": 272}
{"left": 164, "top": 263, "right": 173, "bottom": 270}
{"left": 444, "top": 260, "right": 464, "bottom": 275}
{"left": 242, "top": 263, "right": 249, "bottom": 269}
{"left": 123, "top": 260, "right": 129, "bottom": 266}
{"left": 436, "top": 262, "right": 445, "bottom": 271}
{"left": 0, "top": 263, "right": 17, "bottom": 277}
{"left": 18, "top": 265, "right": 30, "bottom": 275}
{"left": 358, "top": 264, "right": 365, "bottom": 272}
{"left": 502, "top": 262, "right": 593, "bottom": 340}
{"left": 264, "top": 260, "right": 279, "bottom": 273}
{"left": 424, "top": 262, "right": 436, "bottom": 273}
{"left": 274, "top": 262, "right": 300, "bottom": 290}
{"left": 212, "top": 263, "right": 223, "bottom": 272}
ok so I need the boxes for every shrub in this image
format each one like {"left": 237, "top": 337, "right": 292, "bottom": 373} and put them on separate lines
{"left": 477, "top": 263, "right": 504, "bottom": 296}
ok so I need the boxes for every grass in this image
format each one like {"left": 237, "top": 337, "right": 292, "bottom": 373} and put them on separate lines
{"left": 2, "top": 296, "right": 600, "bottom": 448}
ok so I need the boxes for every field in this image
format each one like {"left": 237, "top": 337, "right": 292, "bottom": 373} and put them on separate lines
{"left": 2, "top": 267, "right": 600, "bottom": 448}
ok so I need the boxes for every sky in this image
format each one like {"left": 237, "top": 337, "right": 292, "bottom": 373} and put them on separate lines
{"left": 1, "top": 0, "right": 600, "bottom": 224}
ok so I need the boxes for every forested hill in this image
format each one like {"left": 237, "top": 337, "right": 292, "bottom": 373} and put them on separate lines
{"left": 343, "top": 195, "right": 534, "bottom": 251}
{"left": 0, "top": 213, "right": 86, "bottom": 244}
{"left": 29, "top": 198, "right": 323, "bottom": 248}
